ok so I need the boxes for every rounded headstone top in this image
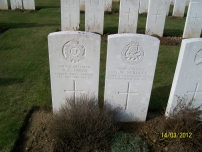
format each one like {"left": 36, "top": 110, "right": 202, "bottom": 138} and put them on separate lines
{"left": 48, "top": 31, "right": 101, "bottom": 38}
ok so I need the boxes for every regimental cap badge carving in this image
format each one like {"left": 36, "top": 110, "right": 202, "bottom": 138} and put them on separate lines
{"left": 90, "top": 0, "right": 100, "bottom": 7}
{"left": 121, "top": 41, "right": 144, "bottom": 65}
{"left": 62, "top": 40, "right": 86, "bottom": 63}
{"left": 66, "top": 0, "right": 75, "bottom": 6}
{"left": 195, "top": 49, "right": 202, "bottom": 68}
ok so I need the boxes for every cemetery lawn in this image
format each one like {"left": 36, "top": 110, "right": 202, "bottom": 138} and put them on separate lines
{"left": 0, "top": 1, "right": 199, "bottom": 151}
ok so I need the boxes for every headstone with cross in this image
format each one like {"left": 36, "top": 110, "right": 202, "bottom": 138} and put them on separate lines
{"left": 172, "top": 0, "right": 187, "bottom": 17}
{"left": 139, "top": 0, "right": 149, "bottom": 14}
{"left": 118, "top": 0, "right": 140, "bottom": 33}
{"left": 183, "top": 2, "right": 202, "bottom": 38}
{"left": 104, "top": 33, "right": 160, "bottom": 122}
{"left": 10, "top": 0, "right": 23, "bottom": 10}
{"left": 166, "top": 38, "right": 202, "bottom": 119}
{"left": 61, "top": 0, "right": 80, "bottom": 31}
{"left": 48, "top": 31, "right": 101, "bottom": 112}
{"left": 145, "top": 0, "right": 168, "bottom": 37}
{"left": 0, "top": 0, "right": 8, "bottom": 10}
{"left": 85, "top": 0, "right": 105, "bottom": 34}
{"left": 22, "top": 0, "right": 35, "bottom": 10}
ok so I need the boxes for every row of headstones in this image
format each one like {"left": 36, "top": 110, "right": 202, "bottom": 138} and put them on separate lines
{"left": 0, "top": 0, "right": 35, "bottom": 10}
{"left": 48, "top": 31, "right": 202, "bottom": 122}
{"left": 61, "top": 0, "right": 202, "bottom": 38}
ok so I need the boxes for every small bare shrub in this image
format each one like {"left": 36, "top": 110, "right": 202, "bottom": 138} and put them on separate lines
{"left": 49, "top": 96, "right": 120, "bottom": 152}
{"left": 111, "top": 132, "right": 149, "bottom": 152}
{"left": 163, "top": 96, "right": 202, "bottom": 151}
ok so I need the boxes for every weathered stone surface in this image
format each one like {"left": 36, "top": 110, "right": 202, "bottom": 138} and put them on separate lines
{"left": 166, "top": 38, "right": 202, "bottom": 119}
{"left": 146, "top": 0, "right": 169, "bottom": 37}
{"left": 48, "top": 31, "right": 101, "bottom": 112}
{"left": 172, "top": 0, "right": 187, "bottom": 17}
{"left": 104, "top": 33, "right": 160, "bottom": 122}
{"left": 183, "top": 2, "right": 202, "bottom": 38}
{"left": 0, "top": 0, "right": 8, "bottom": 10}
{"left": 10, "top": 0, "right": 23, "bottom": 10}
{"left": 61, "top": 0, "right": 80, "bottom": 31}
{"left": 118, "top": 0, "right": 139, "bottom": 33}
{"left": 105, "top": 0, "right": 112, "bottom": 11}
{"left": 23, "top": 0, "right": 35, "bottom": 10}
{"left": 85, "top": 0, "right": 105, "bottom": 34}
{"left": 139, "top": 0, "right": 149, "bottom": 14}
{"left": 80, "top": 0, "right": 85, "bottom": 11}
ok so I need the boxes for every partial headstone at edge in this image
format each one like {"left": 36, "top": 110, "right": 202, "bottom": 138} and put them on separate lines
{"left": 166, "top": 38, "right": 202, "bottom": 119}
{"left": 0, "top": 0, "right": 8, "bottom": 10}
{"left": 182, "top": 2, "right": 202, "bottom": 38}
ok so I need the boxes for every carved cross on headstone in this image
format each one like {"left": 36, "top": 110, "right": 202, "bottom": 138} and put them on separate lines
{"left": 118, "top": 82, "right": 138, "bottom": 110}
{"left": 125, "top": 8, "right": 132, "bottom": 22}
{"left": 153, "top": 10, "right": 161, "bottom": 24}
{"left": 64, "top": 80, "right": 85, "bottom": 101}
{"left": 90, "top": 14, "right": 98, "bottom": 29}
{"left": 187, "top": 83, "right": 202, "bottom": 100}
{"left": 192, "top": 13, "right": 201, "bottom": 25}
{"left": 66, "top": 14, "right": 72, "bottom": 26}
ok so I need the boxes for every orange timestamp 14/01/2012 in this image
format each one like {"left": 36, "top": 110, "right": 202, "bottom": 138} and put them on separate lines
{"left": 161, "top": 132, "right": 192, "bottom": 138}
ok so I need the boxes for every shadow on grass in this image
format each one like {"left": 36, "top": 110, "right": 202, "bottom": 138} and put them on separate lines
{"left": 104, "top": 26, "right": 118, "bottom": 34}
{"left": 149, "top": 85, "right": 172, "bottom": 110}
{"left": 0, "top": 78, "right": 24, "bottom": 86}
{"left": 11, "top": 106, "right": 40, "bottom": 152}
{"left": 0, "top": 27, "right": 9, "bottom": 35}
{"left": 163, "top": 29, "right": 183, "bottom": 37}
{"left": 0, "top": 23, "right": 59, "bottom": 29}
{"left": 35, "top": 6, "right": 60, "bottom": 10}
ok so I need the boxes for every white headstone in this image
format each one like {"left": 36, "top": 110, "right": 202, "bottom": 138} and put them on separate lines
{"left": 166, "top": 38, "right": 202, "bottom": 118}
{"left": 118, "top": 0, "right": 140, "bottom": 33}
{"left": 85, "top": 0, "right": 105, "bottom": 35}
{"left": 146, "top": 0, "right": 168, "bottom": 37}
{"left": 139, "top": 0, "right": 149, "bottom": 14}
{"left": 0, "top": 0, "right": 8, "bottom": 10}
{"left": 61, "top": 0, "right": 80, "bottom": 31}
{"left": 105, "top": 0, "right": 112, "bottom": 11}
{"left": 172, "top": 0, "right": 187, "bottom": 17}
{"left": 10, "top": 0, "right": 23, "bottom": 10}
{"left": 104, "top": 34, "right": 160, "bottom": 122}
{"left": 48, "top": 31, "right": 101, "bottom": 112}
{"left": 22, "top": 0, "right": 35, "bottom": 10}
{"left": 166, "top": 0, "right": 171, "bottom": 16}
{"left": 80, "top": 0, "right": 85, "bottom": 11}
{"left": 183, "top": 2, "right": 202, "bottom": 38}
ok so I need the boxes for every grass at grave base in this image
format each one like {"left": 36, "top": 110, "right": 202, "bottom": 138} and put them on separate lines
{"left": 0, "top": 1, "right": 195, "bottom": 151}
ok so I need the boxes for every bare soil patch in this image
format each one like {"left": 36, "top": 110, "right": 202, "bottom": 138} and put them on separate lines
{"left": 13, "top": 108, "right": 166, "bottom": 152}
{"left": 101, "top": 34, "right": 182, "bottom": 45}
